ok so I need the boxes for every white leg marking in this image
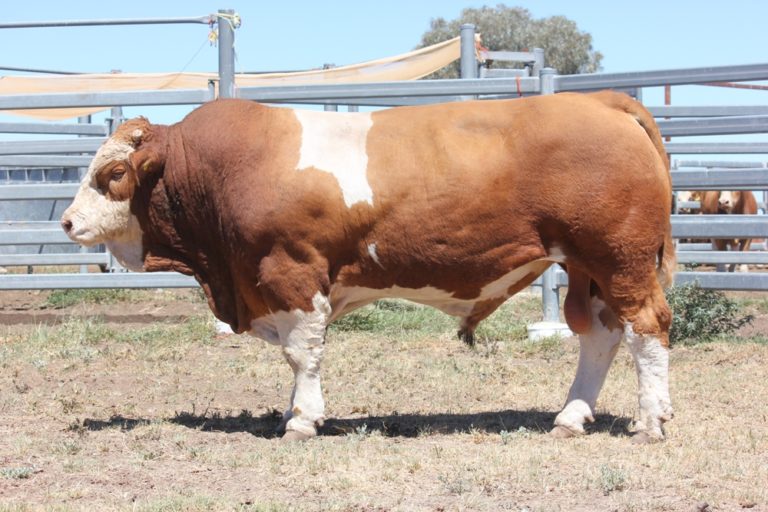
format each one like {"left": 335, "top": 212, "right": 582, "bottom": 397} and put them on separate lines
{"left": 294, "top": 109, "right": 374, "bottom": 208}
{"left": 554, "top": 298, "right": 622, "bottom": 434}
{"left": 624, "top": 323, "right": 673, "bottom": 440}
{"left": 275, "top": 292, "right": 331, "bottom": 437}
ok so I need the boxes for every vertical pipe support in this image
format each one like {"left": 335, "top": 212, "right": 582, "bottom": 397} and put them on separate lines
{"left": 106, "top": 106, "right": 125, "bottom": 273}
{"left": 528, "top": 67, "right": 572, "bottom": 340}
{"left": 217, "top": 9, "right": 236, "bottom": 99}
{"left": 531, "top": 48, "right": 545, "bottom": 77}
{"left": 460, "top": 24, "right": 478, "bottom": 102}
{"left": 76, "top": 115, "right": 94, "bottom": 274}
{"left": 539, "top": 67, "right": 559, "bottom": 323}
{"left": 460, "top": 24, "right": 478, "bottom": 79}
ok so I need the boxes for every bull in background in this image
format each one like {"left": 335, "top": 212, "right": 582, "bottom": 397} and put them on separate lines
{"left": 701, "top": 190, "right": 758, "bottom": 272}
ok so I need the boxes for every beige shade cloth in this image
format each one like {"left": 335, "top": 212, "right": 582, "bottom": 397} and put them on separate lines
{"left": 0, "top": 37, "right": 460, "bottom": 121}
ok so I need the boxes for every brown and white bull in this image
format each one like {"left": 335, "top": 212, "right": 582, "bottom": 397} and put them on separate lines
{"left": 61, "top": 92, "right": 675, "bottom": 443}
{"left": 701, "top": 190, "right": 758, "bottom": 272}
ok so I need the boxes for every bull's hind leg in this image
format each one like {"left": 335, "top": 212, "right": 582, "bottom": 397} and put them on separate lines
{"left": 623, "top": 306, "right": 674, "bottom": 441}
{"left": 552, "top": 296, "right": 623, "bottom": 437}
{"left": 613, "top": 279, "right": 674, "bottom": 443}
{"left": 275, "top": 293, "right": 331, "bottom": 441}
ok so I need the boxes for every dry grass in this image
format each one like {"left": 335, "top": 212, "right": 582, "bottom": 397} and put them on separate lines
{"left": 0, "top": 292, "right": 767, "bottom": 511}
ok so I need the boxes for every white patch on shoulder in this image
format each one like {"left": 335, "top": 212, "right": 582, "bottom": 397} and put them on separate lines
{"left": 293, "top": 109, "right": 374, "bottom": 207}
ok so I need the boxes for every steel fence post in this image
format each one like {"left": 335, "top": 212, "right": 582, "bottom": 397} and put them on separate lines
{"left": 217, "top": 9, "right": 236, "bottom": 99}
{"left": 76, "top": 114, "right": 93, "bottom": 274}
{"left": 106, "top": 107, "right": 125, "bottom": 273}
{"left": 460, "top": 24, "right": 478, "bottom": 79}
{"left": 528, "top": 67, "right": 573, "bottom": 340}
{"left": 532, "top": 48, "right": 545, "bottom": 77}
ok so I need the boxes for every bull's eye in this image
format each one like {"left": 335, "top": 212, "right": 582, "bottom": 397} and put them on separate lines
{"left": 94, "top": 161, "right": 134, "bottom": 200}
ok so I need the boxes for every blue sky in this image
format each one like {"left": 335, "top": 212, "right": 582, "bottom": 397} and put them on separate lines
{"left": 1, "top": 1, "right": 767, "bottom": 126}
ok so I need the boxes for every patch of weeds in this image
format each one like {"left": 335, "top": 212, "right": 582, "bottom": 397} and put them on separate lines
{"left": 331, "top": 299, "right": 453, "bottom": 335}
{"left": 734, "top": 296, "right": 768, "bottom": 315}
{"left": 1, "top": 466, "right": 36, "bottom": 479}
{"left": 517, "top": 335, "right": 566, "bottom": 358}
{"left": 666, "top": 283, "right": 753, "bottom": 345}
{"left": 347, "top": 423, "right": 371, "bottom": 441}
{"left": 599, "top": 464, "right": 628, "bottom": 495}
{"left": 117, "top": 316, "right": 215, "bottom": 360}
{"left": 45, "top": 288, "right": 140, "bottom": 309}
{"left": 133, "top": 421, "right": 165, "bottom": 442}
{"left": 438, "top": 473, "right": 473, "bottom": 495}
{"left": 53, "top": 439, "right": 82, "bottom": 456}
{"left": 475, "top": 301, "right": 539, "bottom": 344}
{"left": 500, "top": 426, "right": 532, "bottom": 444}
{"left": 57, "top": 396, "right": 82, "bottom": 414}
{"left": 417, "top": 424, "right": 435, "bottom": 437}
{"left": 236, "top": 503, "right": 296, "bottom": 512}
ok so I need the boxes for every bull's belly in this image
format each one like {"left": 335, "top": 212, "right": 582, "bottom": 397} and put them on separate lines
{"left": 247, "top": 257, "right": 559, "bottom": 343}
{"left": 328, "top": 258, "right": 553, "bottom": 322}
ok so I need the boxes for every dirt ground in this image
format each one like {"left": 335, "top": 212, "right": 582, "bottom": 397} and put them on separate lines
{"left": 1, "top": 288, "right": 767, "bottom": 511}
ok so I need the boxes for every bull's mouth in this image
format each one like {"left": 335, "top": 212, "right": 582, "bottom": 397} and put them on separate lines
{"left": 67, "top": 230, "right": 101, "bottom": 246}
{"left": 61, "top": 221, "right": 101, "bottom": 246}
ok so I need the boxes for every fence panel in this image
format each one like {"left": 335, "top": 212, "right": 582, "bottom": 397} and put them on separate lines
{"left": 0, "top": 49, "right": 766, "bottom": 299}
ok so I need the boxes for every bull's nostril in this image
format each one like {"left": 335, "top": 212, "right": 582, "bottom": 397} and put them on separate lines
{"left": 61, "top": 219, "right": 73, "bottom": 233}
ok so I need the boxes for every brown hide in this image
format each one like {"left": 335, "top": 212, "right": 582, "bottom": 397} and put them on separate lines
{"left": 124, "top": 93, "right": 673, "bottom": 336}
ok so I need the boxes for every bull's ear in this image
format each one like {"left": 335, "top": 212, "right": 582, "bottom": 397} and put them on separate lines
{"left": 128, "top": 126, "right": 166, "bottom": 177}
{"left": 129, "top": 146, "right": 165, "bottom": 177}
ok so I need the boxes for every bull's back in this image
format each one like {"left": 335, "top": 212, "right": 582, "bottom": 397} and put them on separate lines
{"left": 363, "top": 93, "right": 670, "bottom": 252}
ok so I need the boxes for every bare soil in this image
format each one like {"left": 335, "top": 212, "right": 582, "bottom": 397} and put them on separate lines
{"left": 1, "top": 289, "right": 767, "bottom": 511}
{"left": 0, "top": 289, "right": 208, "bottom": 326}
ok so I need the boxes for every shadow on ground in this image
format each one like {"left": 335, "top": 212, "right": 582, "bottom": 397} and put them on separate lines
{"left": 79, "top": 408, "right": 632, "bottom": 439}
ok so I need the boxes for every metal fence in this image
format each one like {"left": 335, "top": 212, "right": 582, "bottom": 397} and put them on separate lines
{"left": 0, "top": 20, "right": 766, "bottom": 326}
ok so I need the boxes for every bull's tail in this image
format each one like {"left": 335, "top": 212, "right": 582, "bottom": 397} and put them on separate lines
{"left": 656, "top": 228, "right": 676, "bottom": 289}
{"left": 594, "top": 91, "right": 677, "bottom": 288}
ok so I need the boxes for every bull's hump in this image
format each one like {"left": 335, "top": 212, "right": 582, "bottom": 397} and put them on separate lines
{"left": 293, "top": 109, "right": 374, "bottom": 208}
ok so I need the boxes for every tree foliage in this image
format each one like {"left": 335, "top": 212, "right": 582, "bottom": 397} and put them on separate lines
{"left": 418, "top": 4, "right": 603, "bottom": 79}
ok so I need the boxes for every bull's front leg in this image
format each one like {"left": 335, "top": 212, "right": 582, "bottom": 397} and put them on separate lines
{"left": 275, "top": 293, "right": 331, "bottom": 441}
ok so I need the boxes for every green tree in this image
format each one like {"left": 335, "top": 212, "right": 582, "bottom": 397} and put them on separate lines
{"left": 418, "top": 4, "right": 602, "bottom": 78}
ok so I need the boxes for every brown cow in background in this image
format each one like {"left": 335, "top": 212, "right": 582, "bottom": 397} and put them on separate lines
{"left": 701, "top": 190, "right": 758, "bottom": 272}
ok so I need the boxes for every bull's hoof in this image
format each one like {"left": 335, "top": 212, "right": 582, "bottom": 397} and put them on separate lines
{"left": 550, "top": 425, "right": 579, "bottom": 439}
{"left": 457, "top": 328, "right": 475, "bottom": 346}
{"left": 631, "top": 431, "right": 663, "bottom": 445}
{"left": 281, "top": 430, "right": 314, "bottom": 442}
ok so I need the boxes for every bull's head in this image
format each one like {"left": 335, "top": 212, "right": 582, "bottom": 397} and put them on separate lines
{"left": 717, "top": 191, "right": 739, "bottom": 214}
{"left": 61, "top": 117, "right": 164, "bottom": 271}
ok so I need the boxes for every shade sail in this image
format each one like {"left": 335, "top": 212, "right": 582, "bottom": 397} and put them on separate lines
{"left": 0, "top": 37, "right": 460, "bottom": 120}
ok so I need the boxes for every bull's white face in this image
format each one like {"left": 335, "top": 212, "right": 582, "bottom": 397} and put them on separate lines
{"left": 61, "top": 133, "right": 145, "bottom": 271}
{"left": 718, "top": 191, "right": 738, "bottom": 213}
